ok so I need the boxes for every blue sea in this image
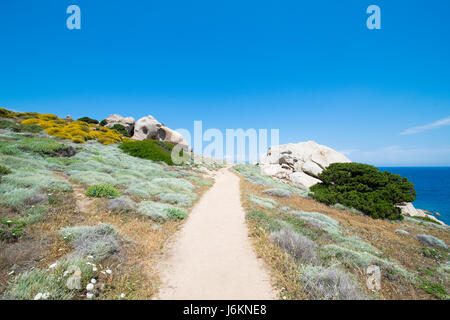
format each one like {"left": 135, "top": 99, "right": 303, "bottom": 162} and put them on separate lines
{"left": 379, "top": 167, "right": 450, "bottom": 225}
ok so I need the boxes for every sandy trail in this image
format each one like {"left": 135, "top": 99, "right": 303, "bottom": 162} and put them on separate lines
{"left": 156, "top": 167, "right": 276, "bottom": 300}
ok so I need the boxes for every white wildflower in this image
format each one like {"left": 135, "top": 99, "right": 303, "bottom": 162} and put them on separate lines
{"left": 33, "top": 293, "right": 43, "bottom": 300}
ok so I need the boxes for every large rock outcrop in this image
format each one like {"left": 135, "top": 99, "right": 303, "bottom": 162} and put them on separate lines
{"left": 104, "top": 114, "right": 135, "bottom": 135}
{"left": 132, "top": 115, "right": 189, "bottom": 149}
{"left": 259, "top": 141, "right": 351, "bottom": 189}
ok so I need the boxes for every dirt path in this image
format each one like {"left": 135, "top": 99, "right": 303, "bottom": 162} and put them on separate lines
{"left": 54, "top": 172, "right": 94, "bottom": 214}
{"left": 156, "top": 167, "right": 276, "bottom": 300}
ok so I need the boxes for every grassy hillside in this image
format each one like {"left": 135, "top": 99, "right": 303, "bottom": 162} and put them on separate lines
{"left": 233, "top": 164, "right": 450, "bottom": 300}
{"left": 0, "top": 111, "right": 222, "bottom": 300}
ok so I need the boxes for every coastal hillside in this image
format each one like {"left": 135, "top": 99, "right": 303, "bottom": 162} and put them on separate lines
{"left": 233, "top": 163, "right": 450, "bottom": 300}
{"left": 0, "top": 108, "right": 222, "bottom": 299}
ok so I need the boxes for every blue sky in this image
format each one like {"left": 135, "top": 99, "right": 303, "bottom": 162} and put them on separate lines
{"left": 1, "top": 0, "right": 449, "bottom": 165}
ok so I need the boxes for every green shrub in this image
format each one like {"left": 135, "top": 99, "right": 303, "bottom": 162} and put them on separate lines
{"left": 418, "top": 278, "right": 449, "bottom": 299}
{"left": 111, "top": 124, "right": 130, "bottom": 137}
{"left": 310, "top": 163, "right": 416, "bottom": 220}
{"left": 119, "top": 140, "right": 182, "bottom": 165}
{"left": 0, "top": 218, "right": 26, "bottom": 241}
{"left": 165, "top": 207, "right": 188, "bottom": 220}
{"left": 0, "top": 120, "right": 42, "bottom": 133}
{"left": 137, "top": 201, "right": 187, "bottom": 221}
{"left": 0, "top": 165, "right": 11, "bottom": 175}
{"left": 0, "top": 119, "right": 17, "bottom": 130}
{"left": 421, "top": 248, "right": 449, "bottom": 261}
{"left": 86, "top": 184, "right": 120, "bottom": 198}
{"left": 99, "top": 119, "right": 107, "bottom": 126}
{"left": 77, "top": 117, "right": 99, "bottom": 124}
{"left": 0, "top": 107, "right": 16, "bottom": 118}
{"left": 22, "top": 205, "right": 49, "bottom": 224}
{"left": 18, "top": 124, "right": 43, "bottom": 133}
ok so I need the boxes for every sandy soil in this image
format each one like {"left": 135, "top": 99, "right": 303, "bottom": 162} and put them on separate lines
{"left": 156, "top": 167, "right": 277, "bottom": 300}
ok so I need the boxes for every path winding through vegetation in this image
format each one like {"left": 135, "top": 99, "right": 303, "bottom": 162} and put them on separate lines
{"left": 156, "top": 167, "right": 276, "bottom": 300}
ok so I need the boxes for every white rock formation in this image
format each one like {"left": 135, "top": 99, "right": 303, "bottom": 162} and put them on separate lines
{"left": 397, "top": 202, "right": 445, "bottom": 225}
{"left": 104, "top": 114, "right": 135, "bottom": 134}
{"left": 259, "top": 140, "right": 351, "bottom": 189}
{"left": 290, "top": 172, "right": 322, "bottom": 190}
{"left": 132, "top": 115, "right": 189, "bottom": 149}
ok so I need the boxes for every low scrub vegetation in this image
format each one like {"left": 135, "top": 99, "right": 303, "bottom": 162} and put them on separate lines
{"left": 157, "top": 192, "right": 193, "bottom": 207}
{"left": 264, "top": 188, "right": 291, "bottom": 198}
{"left": 0, "top": 165, "right": 11, "bottom": 176}
{"left": 105, "top": 197, "right": 137, "bottom": 214}
{"left": 300, "top": 265, "right": 367, "bottom": 300}
{"left": 0, "top": 218, "right": 26, "bottom": 241}
{"left": 415, "top": 234, "right": 448, "bottom": 249}
{"left": 137, "top": 201, "right": 187, "bottom": 221}
{"left": 0, "top": 119, "right": 42, "bottom": 133}
{"left": 0, "top": 107, "right": 129, "bottom": 145}
{"left": 119, "top": 140, "right": 181, "bottom": 165}
{"left": 86, "top": 184, "right": 121, "bottom": 198}
{"left": 236, "top": 163, "right": 449, "bottom": 300}
{"left": 311, "top": 163, "right": 416, "bottom": 220}
{"left": 0, "top": 110, "right": 217, "bottom": 300}
{"left": 7, "top": 257, "right": 97, "bottom": 300}
{"left": 248, "top": 194, "right": 278, "bottom": 209}
{"left": 60, "top": 224, "right": 120, "bottom": 260}
{"left": 270, "top": 228, "right": 318, "bottom": 265}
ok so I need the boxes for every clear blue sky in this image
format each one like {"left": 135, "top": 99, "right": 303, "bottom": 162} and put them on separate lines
{"left": 1, "top": 0, "right": 449, "bottom": 165}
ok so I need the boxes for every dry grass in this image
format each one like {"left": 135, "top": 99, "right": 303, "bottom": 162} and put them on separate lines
{"left": 237, "top": 172, "right": 449, "bottom": 300}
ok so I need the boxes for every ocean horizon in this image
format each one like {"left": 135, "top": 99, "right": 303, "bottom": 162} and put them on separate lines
{"left": 379, "top": 167, "right": 450, "bottom": 225}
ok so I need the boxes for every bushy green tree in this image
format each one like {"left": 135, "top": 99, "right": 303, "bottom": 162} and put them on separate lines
{"left": 77, "top": 117, "right": 99, "bottom": 124}
{"left": 111, "top": 124, "right": 131, "bottom": 137}
{"left": 119, "top": 139, "right": 182, "bottom": 165}
{"left": 310, "top": 163, "right": 416, "bottom": 220}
